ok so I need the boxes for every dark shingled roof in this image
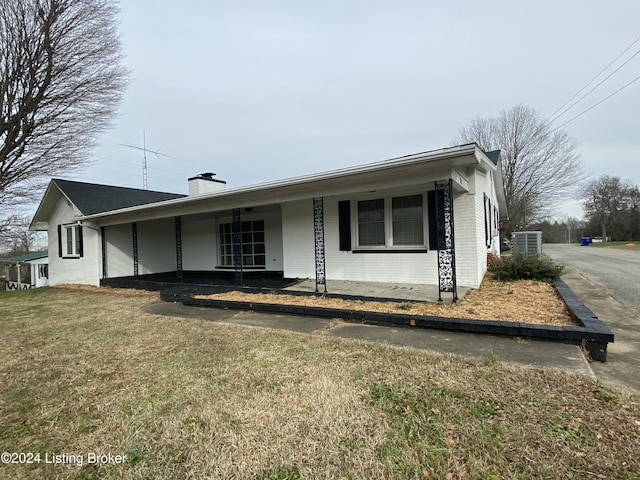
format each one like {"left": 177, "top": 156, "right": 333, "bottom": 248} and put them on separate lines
{"left": 485, "top": 150, "right": 501, "bottom": 166}
{"left": 53, "top": 179, "right": 186, "bottom": 216}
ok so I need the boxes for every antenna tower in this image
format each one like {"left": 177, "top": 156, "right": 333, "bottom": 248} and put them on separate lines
{"left": 118, "top": 131, "right": 170, "bottom": 189}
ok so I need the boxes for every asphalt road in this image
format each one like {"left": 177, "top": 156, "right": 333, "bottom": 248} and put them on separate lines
{"left": 544, "top": 243, "right": 640, "bottom": 308}
{"left": 544, "top": 243, "right": 640, "bottom": 393}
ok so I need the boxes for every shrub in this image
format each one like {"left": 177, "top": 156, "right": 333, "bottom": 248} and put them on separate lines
{"left": 487, "top": 253, "right": 563, "bottom": 282}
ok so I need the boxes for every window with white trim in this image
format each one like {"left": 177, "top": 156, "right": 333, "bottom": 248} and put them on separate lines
{"left": 60, "top": 224, "right": 83, "bottom": 258}
{"left": 38, "top": 264, "right": 49, "bottom": 279}
{"left": 355, "top": 194, "right": 426, "bottom": 249}
{"left": 219, "top": 220, "right": 266, "bottom": 267}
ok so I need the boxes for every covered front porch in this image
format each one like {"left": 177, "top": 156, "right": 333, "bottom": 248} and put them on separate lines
{"left": 101, "top": 270, "right": 469, "bottom": 303}
{"left": 96, "top": 177, "right": 464, "bottom": 301}
{"left": 100, "top": 203, "right": 284, "bottom": 282}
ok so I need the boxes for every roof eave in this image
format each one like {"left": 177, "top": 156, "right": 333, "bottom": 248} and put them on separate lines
{"left": 81, "top": 143, "right": 482, "bottom": 223}
{"left": 29, "top": 180, "right": 72, "bottom": 231}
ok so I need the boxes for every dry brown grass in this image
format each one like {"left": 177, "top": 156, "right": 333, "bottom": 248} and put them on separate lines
{"left": 1, "top": 287, "right": 638, "bottom": 479}
{"left": 196, "top": 275, "right": 579, "bottom": 326}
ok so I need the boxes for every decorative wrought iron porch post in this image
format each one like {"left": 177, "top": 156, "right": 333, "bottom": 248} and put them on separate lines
{"left": 175, "top": 216, "right": 183, "bottom": 283}
{"left": 132, "top": 222, "right": 139, "bottom": 278}
{"left": 313, "top": 197, "right": 327, "bottom": 293}
{"left": 232, "top": 208, "right": 243, "bottom": 286}
{"left": 434, "top": 180, "right": 458, "bottom": 302}
{"left": 101, "top": 226, "right": 107, "bottom": 279}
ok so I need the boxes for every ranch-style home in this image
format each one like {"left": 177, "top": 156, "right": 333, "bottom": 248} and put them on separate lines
{"left": 30, "top": 143, "right": 507, "bottom": 300}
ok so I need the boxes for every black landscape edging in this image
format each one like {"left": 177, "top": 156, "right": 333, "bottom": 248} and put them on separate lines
{"left": 164, "top": 278, "right": 614, "bottom": 362}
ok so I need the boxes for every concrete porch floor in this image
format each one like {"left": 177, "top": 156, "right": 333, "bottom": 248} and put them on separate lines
{"left": 102, "top": 271, "right": 471, "bottom": 304}
{"left": 284, "top": 279, "right": 470, "bottom": 303}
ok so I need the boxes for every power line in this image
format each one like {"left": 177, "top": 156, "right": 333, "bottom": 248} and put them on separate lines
{"left": 549, "top": 47, "right": 640, "bottom": 124}
{"left": 550, "top": 73, "right": 640, "bottom": 132}
{"left": 548, "top": 35, "right": 640, "bottom": 123}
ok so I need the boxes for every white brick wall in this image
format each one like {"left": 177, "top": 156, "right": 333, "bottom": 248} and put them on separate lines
{"left": 104, "top": 223, "right": 134, "bottom": 278}
{"left": 282, "top": 189, "right": 492, "bottom": 288}
{"left": 452, "top": 192, "right": 482, "bottom": 287}
{"left": 47, "top": 163, "right": 502, "bottom": 289}
{"left": 280, "top": 165, "right": 503, "bottom": 289}
{"left": 137, "top": 217, "right": 176, "bottom": 274}
{"left": 182, "top": 215, "right": 217, "bottom": 271}
{"left": 281, "top": 200, "right": 315, "bottom": 278}
{"left": 48, "top": 197, "right": 100, "bottom": 286}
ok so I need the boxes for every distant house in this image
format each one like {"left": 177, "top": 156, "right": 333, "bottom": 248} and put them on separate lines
{"left": 30, "top": 143, "right": 507, "bottom": 298}
{"left": 1, "top": 251, "right": 49, "bottom": 289}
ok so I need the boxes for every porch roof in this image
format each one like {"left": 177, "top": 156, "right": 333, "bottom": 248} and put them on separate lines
{"left": 0, "top": 250, "right": 48, "bottom": 264}
{"left": 77, "top": 143, "right": 505, "bottom": 226}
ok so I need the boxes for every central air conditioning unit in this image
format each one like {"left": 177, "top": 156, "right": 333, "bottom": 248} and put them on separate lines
{"left": 511, "top": 231, "right": 542, "bottom": 256}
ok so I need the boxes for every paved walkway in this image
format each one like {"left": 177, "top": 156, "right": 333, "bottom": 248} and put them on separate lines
{"left": 144, "top": 302, "right": 594, "bottom": 380}
{"left": 145, "top": 268, "right": 640, "bottom": 395}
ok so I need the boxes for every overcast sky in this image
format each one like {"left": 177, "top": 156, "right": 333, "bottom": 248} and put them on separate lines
{"left": 69, "top": 0, "right": 639, "bottom": 220}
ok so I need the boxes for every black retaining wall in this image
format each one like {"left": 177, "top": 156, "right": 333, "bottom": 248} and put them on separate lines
{"left": 158, "top": 277, "right": 614, "bottom": 362}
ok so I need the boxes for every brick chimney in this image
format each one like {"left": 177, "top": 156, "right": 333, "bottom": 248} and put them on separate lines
{"left": 188, "top": 173, "right": 226, "bottom": 196}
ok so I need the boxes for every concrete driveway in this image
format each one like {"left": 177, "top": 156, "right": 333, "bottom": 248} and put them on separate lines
{"left": 545, "top": 243, "right": 640, "bottom": 394}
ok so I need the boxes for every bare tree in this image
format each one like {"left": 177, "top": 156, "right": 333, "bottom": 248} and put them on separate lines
{"left": 0, "top": 214, "right": 44, "bottom": 255}
{"left": 0, "top": 0, "right": 128, "bottom": 206}
{"left": 583, "top": 175, "right": 633, "bottom": 241}
{"left": 453, "top": 105, "right": 584, "bottom": 230}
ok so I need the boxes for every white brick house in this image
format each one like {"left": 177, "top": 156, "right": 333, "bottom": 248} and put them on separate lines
{"left": 31, "top": 143, "right": 507, "bottom": 296}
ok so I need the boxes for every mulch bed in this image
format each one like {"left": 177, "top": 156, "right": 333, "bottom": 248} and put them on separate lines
{"left": 195, "top": 275, "right": 579, "bottom": 327}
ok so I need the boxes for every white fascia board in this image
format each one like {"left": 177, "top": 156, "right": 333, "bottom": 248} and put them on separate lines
{"left": 80, "top": 143, "right": 483, "bottom": 225}
{"left": 475, "top": 149, "right": 499, "bottom": 173}
{"left": 451, "top": 168, "right": 470, "bottom": 192}
{"left": 29, "top": 181, "right": 64, "bottom": 231}
{"left": 30, "top": 180, "right": 84, "bottom": 231}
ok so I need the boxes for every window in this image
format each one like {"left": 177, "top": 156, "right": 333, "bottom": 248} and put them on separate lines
{"left": 357, "top": 199, "right": 385, "bottom": 246}
{"left": 58, "top": 224, "right": 83, "bottom": 258}
{"left": 392, "top": 195, "right": 424, "bottom": 245}
{"left": 219, "top": 220, "right": 265, "bottom": 267}
{"left": 355, "top": 194, "right": 425, "bottom": 249}
{"left": 38, "top": 264, "right": 48, "bottom": 279}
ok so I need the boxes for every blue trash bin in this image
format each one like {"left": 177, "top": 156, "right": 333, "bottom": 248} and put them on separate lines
{"left": 581, "top": 237, "right": 590, "bottom": 246}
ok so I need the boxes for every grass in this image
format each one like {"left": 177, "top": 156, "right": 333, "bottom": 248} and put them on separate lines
{"left": 1, "top": 287, "right": 640, "bottom": 479}
{"left": 590, "top": 241, "right": 640, "bottom": 251}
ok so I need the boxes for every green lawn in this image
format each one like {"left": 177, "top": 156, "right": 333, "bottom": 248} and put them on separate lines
{"left": 590, "top": 240, "right": 640, "bottom": 251}
{"left": 1, "top": 287, "right": 639, "bottom": 479}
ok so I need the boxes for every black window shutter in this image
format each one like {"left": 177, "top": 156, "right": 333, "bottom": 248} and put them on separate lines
{"left": 338, "top": 200, "right": 351, "bottom": 251}
{"left": 427, "top": 190, "right": 438, "bottom": 250}
{"left": 483, "top": 195, "right": 489, "bottom": 246}
{"left": 57, "top": 225, "right": 63, "bottom": 257}
{"left": 78, "top": 225, "right": 84, "bottom": 257}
